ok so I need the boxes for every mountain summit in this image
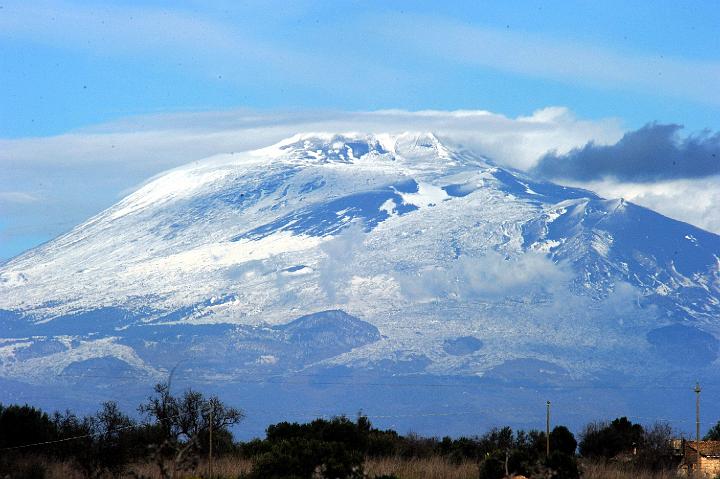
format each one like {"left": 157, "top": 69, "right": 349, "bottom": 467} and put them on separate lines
{"left": 1, "top": 133, "right": 719, "bottom": 435}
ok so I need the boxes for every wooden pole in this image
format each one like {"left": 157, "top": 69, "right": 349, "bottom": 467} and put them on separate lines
{"left": 546, "top": 400, "right": 551, "bottom": 457}
{"left": 696, "top": 382, "right": 701, "bottom": 445}
{"left": 695, "top": 382, "right": 701, "bottom": 476}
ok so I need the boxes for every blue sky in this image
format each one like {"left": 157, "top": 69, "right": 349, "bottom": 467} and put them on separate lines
{"left": 2, "top": 0, "right": 719, "bottom": 137}
{"left": 1, "top": 0, "right": 720, "bottom": 260}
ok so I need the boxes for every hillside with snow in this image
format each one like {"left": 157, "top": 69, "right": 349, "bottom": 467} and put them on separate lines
{"left": 1, "top": 133, "right": 719, "bottom": 436}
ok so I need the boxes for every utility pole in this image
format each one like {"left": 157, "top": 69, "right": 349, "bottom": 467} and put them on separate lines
{"left": 209, "top": 406, "right": 214, "bottom": 478}
{"left": 695, "top": 382, "right": 702, "bottom": 445}
{"left": 695, "top": 382, "right": 702, "bottom": 477}
{"left": 546, "top": 400, "right": 551, "bottom": 457}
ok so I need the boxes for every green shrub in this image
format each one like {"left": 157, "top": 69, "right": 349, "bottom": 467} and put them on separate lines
{"left": 550, "top": 426, "right": 577, "bottom": 456}
{"left": 579, "top": 417, "right": 643, "bottom": 459}
{"left": 249, "top": 437, "right": 363, "bottom": 479}
{"left": 544, "top": 450, "right": 580, "bottom": 479}
{"left": 477, "top": 450, "right": 506, "bottom": 479}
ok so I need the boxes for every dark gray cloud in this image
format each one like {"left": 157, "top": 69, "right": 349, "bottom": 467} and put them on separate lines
{"left": 532, "top": 123, "right": 720, "bottom": 182}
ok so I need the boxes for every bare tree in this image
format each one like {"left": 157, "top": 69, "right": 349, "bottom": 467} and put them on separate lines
{"left": 637, "top": 422, "right": 675, "bottom": 472}
{"left": 138, "top": 382, "right": 243, "bottom": 479}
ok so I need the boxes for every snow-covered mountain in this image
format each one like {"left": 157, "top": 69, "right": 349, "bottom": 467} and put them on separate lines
{"left": 1, "top": 133, "right": 719, "bottom": 436}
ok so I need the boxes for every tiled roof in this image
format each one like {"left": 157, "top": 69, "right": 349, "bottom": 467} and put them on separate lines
{"left": 686, "top": 441, "right": 720, "bottom": 457}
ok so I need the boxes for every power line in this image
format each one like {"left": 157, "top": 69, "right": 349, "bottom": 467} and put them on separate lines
{"left": 0, "top": 411, "right": 188, "bottom": 452}
{"left": 0, "top": 423, "right": 137, "bottom": 452}
{"left": 0, "top": 408, "right": 494, "bottom": 452}
{"left": 1, "top": 406, "right": 696, "bottom": 453}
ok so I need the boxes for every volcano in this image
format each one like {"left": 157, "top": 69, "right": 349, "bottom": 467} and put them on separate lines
{"left": 1, "top": 133, "right": 719, "bottom": 436}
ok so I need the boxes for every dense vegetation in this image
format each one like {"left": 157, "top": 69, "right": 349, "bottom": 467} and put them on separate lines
{"left": 240, "top": 418, "right": 578, "bottom": 478}
{"left": 0, "top": 385, "right": 686, "bottom": 479}
{"left": 0, "top": 382, "right": 242, "bottom": 479}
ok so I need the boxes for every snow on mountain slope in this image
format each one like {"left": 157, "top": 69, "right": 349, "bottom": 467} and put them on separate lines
{"left": 1, "top": 132, "right": 719, "bottom": 435}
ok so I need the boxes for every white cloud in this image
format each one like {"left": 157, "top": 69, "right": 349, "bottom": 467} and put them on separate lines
{"left": 396, "top": 252, "right": 572, "bottom": 301}
{"left": 317, "top": 224, "right": 367, "bottom": 302}
{"left": 2, "top": 107, "right": 718, "bottom": 261}
{"left": 574, "top": 176, "right": 720, "bottom": 234}
{"left": 0, "top": 107, "right": 622, "bottom": 170}
{"left": 0, "top": 108, "right": 622, "bottom": 252}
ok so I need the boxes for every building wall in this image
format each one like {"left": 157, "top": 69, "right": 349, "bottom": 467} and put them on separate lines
{"left": 686, "top": 448, "right": 700, "bottom": 474}
{"left": 699, "top": 456, "right": 720, "bottom": 477}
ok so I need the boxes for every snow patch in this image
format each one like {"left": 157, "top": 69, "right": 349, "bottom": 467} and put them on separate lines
{"left": 0, "top": 337, "right": 160, "bottom": 379}
{"left": 256, "top": 354, "right": 278, "bottom": 365}
{"left": 546, "top": 208, "right": 567, "bottom": 223}
{"left": 531, "top": 240, "right": 562, "bottom": 253}
{"left": 109, "top": 169, "right": 229, "bottom": 221}
{"left": 379, "top": 198, "right": 398, "bottom": 217}
{"left": 398, "top": 182, "right": 450, "bottom": 208}
{"left": 518, "top": 181, "right": 539, "bottom": 196}
{"left": 125, "top": 232, "right": 326, "bottom": 275}
{"left": 591, "top": 231, "right": 614, "bottom": 257}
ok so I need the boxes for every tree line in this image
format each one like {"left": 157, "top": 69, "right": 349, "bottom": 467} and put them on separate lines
{"left": 0, "top": 382, "right": 708, "bottom": 479}
{"left": 0, "top": 382, "right": 242, "bottom": 479}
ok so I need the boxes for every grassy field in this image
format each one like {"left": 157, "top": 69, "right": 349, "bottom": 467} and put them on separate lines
{"left": 128, "top": 457, "right": 477, "bottom": 478}
{"left": 365, "top": 457, "right": 478, "bottom": 479}
{"left": 32, "top": 456, "right": 681, "bottom": 479}
{"left": 581, "top": 462, "right": 681, "bottom": 479}
{"left": 39, "top": 457, "right": 476, "bottom": 478}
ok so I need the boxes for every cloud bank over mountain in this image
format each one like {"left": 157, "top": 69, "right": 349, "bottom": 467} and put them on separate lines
{"left": 2, "top": 108, "right": 719, "bottom": 260}
{"left": 531, "top": 122, "right": 720, "bottom": 234}
{"left": 533, "top": 123, "right": 720, "bottom": 182}
{"left": 0, "top": 107, "right": 622, "bottom": 259}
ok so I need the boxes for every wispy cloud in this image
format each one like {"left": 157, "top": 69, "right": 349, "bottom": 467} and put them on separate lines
{"left": 396, "top": 252, "right": 571, "bottom": 302}
{"left": 0, "top": 107, "right": 622, "bottom": 170}
{"left": 0, "top": 0, "right": 400, "bottom": 95}
{"left": 3, "top": 2, "right": 718, "bottom": 110}
{"left": 317, "top": 224, "right": 367, "bottom": 303}
{"left": 0, "top": 192, "right": 40, "bottom": 204}
{"left": 0, "top": 1, "right": 271, "bottom": 64}
{"left": 372, "top": 15, "right": 720, "bottom": 106}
